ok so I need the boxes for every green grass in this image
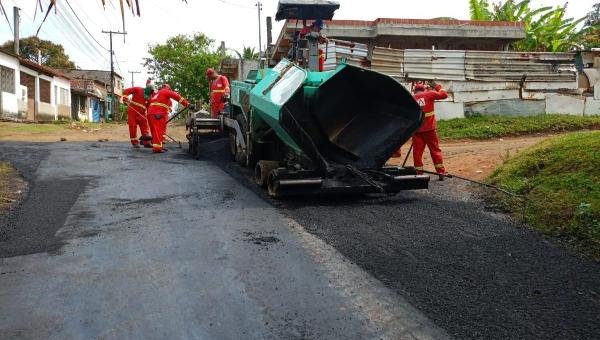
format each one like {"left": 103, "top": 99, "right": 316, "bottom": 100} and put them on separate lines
{"left": 437, "top": 114, "right": 600, "bottom": 140}
{"left": 488, "top": 131, "right": 600, "bottom": 259}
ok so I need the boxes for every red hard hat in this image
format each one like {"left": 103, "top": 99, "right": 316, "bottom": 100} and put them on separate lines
{"left": 414, "top": 84, "right": 426, "bottom": 92}
{"left": 205, "top": 68, "right": 215, "bottom": 77}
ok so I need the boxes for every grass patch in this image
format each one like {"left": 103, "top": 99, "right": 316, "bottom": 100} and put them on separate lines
{"left": 437, "top": 114, "right": 600, "bottom": 140}
{"left": 0, "top": 162, "right": 19, "bottom": 209}
{"left": 488, "top": 131, "right": 600, "bottom": 259}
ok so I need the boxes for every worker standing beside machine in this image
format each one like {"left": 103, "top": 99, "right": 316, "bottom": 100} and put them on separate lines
{"left": 412, "top": 82, "right": 448, "bottom": 179}
{"left": 205, "top": 68, "right": 230, "bottom": 118}
{"left": 122, "top": 86, "right": 152, "bottom": 148}
{"left": 147, "top": 84, "right": 189, "bottom": 153}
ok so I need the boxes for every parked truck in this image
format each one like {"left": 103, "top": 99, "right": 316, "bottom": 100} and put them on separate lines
{"left": 187, "top": 0, "right": 429, "bottom": 197}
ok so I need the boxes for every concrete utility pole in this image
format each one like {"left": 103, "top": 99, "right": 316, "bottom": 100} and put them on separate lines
{"left": 101, "top": 30, "right": 126, "bottom": 121}
{"left": 13, "top": 6, "right": 20, "bottom": 55}
{"left": 256, "top": 1, "right": 263, "bottom": 60}
{"left": 128, "top": 70, "right": 140, "bottom": 87}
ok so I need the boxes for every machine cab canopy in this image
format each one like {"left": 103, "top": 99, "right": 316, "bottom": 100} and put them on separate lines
{"left": 275, "top": 0, "right": 340, "bottom": 21}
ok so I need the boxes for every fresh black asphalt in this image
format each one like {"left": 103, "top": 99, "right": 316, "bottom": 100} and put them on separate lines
{"left": 1, "top": 140, "right": 599, "bottom": 339}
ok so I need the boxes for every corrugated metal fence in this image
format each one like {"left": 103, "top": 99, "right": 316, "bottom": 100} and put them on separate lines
{"left": 371, "top": 47, "right": 576, "bottom": 83}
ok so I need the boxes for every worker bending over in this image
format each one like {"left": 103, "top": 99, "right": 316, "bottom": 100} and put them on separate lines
{"left": 412, "top": 82, "right": 448, "bottom": 179}
{"left": 122, "top": 86, "right": 151, "bottom": 148}
{"left": 206, "top": 68, "right": 230, "bottom": 118}
{"left": 147, "top": 84, "right": 189, "bottom": 153}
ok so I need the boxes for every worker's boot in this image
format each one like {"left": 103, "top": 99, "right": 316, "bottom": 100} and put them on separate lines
{"left": 438, "top": 172, "right": 449, "bottom": 181}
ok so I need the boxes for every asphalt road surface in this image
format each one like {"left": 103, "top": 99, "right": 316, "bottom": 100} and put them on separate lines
{"left": 1, "top": 140, "right": 599, "bottom": 339}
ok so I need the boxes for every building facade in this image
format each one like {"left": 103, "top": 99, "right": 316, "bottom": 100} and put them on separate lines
{"left": 70, "top": 79, "right": 108, "bottom": 122}
{"left": 0, "top": 50, "right": 71, "bottom": 121}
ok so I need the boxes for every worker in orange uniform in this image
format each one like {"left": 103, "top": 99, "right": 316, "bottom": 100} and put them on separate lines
{"left": 412, "top": 82, "right": 448, "bottom": 179}
{"left": 318, "top": 48, "right": 325, "bottom": 71}
{"left": 122, "top": 86, "right": 152, "bottom": 148}
{"left": 147, "top": 84, "right": 189, "bottom": 153}
{"left": 206, "top": 68, "right": 230, "bottom": 118}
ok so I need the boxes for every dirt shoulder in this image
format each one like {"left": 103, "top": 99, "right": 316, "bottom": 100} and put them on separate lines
{"left": 388, "top": 134, "right": 551, "bottom": 181}
{"left": 0, "top": 121, "right": 189, "bottom": 143}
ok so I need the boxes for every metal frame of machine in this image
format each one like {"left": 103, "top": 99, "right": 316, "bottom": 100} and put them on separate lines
{"left": 187, "top": 0, "right": 430, "bottom": 197}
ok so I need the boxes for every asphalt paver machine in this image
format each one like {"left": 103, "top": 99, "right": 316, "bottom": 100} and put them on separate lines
{"left": 187, "top": 0, "right": 430, "bottom": 197}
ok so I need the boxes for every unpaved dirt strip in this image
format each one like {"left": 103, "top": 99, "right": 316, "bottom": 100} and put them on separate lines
{"left": 0, "top": 142, "right": 444, "bottom": 339}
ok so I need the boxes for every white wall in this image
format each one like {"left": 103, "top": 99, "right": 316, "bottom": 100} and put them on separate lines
{"left": 0, "top": 52, "right": 20, "bottom": 118}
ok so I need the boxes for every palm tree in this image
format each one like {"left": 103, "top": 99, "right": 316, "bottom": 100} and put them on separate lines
{"left": 242, "top": 46, "right": 259, "bottom": 60}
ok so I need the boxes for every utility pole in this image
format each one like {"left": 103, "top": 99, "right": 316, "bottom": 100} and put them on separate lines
{"left": 102, "top": 30, "right": 126, "bottom": 121}
{"left": 13, "top": 6, "right": 20, "bottom": 55}
{"left": 128, "top": 70, "right": 141, "bottom": 87}
{"left": 255, "top": 1, "right": 263, "bottom": 61}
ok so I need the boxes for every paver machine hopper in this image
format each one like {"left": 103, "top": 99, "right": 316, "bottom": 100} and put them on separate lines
{"left": 189, "top": 0, "right": 430, "bottom": 197}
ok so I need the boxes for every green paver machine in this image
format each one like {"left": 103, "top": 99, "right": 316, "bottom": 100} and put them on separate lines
{"left": 188, "top": 0, "right": 429, "bottom": 197}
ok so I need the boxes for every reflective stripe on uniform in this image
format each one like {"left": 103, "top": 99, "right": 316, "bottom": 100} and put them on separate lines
{"left": 129, "top": 101, "right": 146, "bottom": 110}
{"left": 424, "top": 111, "right": 435, "bottom": 117}
{"left": 152, "top": 143, "right": 162, "bottom": 147}
{"left": 415, "top": 166, "right": 424, "bottom": 170}
{"left": 212, "top": 90, "right": 227, "bottom": 93}
{"left": 150, "top": 102, "right": 171, "bottom": 109}
{"left": 434, "top": 163, "right": 445, "bottom": 168}
{"left": 130, "top": 138, "right": 138, "bottom": 140}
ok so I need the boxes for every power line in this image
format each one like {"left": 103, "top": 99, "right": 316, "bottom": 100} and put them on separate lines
{"left": 215, "top": 0, "right": 254, "bottom": 9}
{"left": 64, "top": 0, "right": 109, "bottom": 51}
{"left": 53, "top": 11, "right": 106, "bottom": 63}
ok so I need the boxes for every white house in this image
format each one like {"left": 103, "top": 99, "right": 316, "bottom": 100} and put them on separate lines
{"left": 0, "top": 49, "right": 72, "bottom": 121}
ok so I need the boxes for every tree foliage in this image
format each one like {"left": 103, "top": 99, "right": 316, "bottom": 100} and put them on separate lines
{"left": 469, "top": 0, "right": 492, "bottom": 20}
{"left": 143, "top": 33, "right": 221, "bottom": 102}
{"left": 242, "top": 46, "right": 259, "bottom": 60}
{"left": 468, "top": 0, "right": 585, "bottom": 52}
{"left": 0, "top": 36, "right": 77, "bottom": 69}
{"left": 581, "top": 2, "right": 600, "bottom": 49}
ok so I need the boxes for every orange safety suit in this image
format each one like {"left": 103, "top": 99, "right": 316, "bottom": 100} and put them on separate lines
{"left": 412, "top": 84, "right": 448, "bottom": 174}
{"left": 209, "top": 75, "right": 230, "bottom": 118}
{"left": 318, "top": 48, "right": 325, "bottom": 72}
{"left": 122, "top": 86, "right": 151, "bottom": 147}
{"left": 147, "top": 88, "right": 188, "bottom": 153}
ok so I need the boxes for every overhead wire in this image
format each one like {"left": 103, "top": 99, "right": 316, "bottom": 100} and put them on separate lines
{"left": 215, "top": 0, "right": 254, "bottom": 9}
{"left": 53, "top": 10, "right": 106, "bottom": 63}
{"left": 1, "top": 2, "right": 14, "bottom": 35}
{"left": 64, "top": 0, "right": 109, "bottom": 51}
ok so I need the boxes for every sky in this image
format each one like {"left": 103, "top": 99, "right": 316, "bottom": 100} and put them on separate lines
{"left": 0, "top": 0, "right": 596, "bottom": 86}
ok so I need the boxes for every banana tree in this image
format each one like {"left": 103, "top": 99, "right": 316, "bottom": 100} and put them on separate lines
{"left": 469, "top": 0, "right": 492, "bottom": 20}
{"left": 468, "top": 0, "right": 585, "bottom": 52}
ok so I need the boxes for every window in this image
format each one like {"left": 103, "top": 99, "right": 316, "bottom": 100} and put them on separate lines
{"left": 0, "top": 66, "right": 15, "bottom": 94}
{"left": 39, "top": 79, "right": 51, "bottom": 103}
{"left": 59, "top": 88, "right": 69, "bottom": 105}
{"left": 54, "top": 85, "right": 58, "bottom": 104}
